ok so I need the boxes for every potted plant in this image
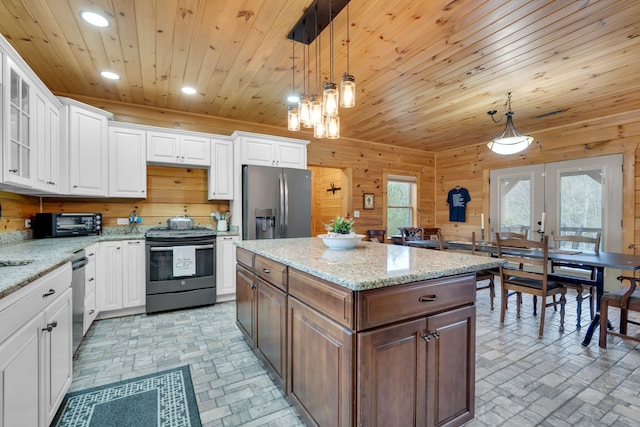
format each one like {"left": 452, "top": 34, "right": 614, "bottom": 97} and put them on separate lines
{"left": 324, "top": 215, "right": 356, "bottom": 235}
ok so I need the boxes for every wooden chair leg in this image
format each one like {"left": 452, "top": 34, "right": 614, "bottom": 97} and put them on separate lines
{"left": 559, "top": 292, "right": 566, "bottom": 333}
{"left": 489, "top": 278, "right": 495, "bottom": 311}
{"left": 539, "top": 295, "right": 546, "bottom": 338}
{"left": 552, "top": 294, "right": 557, "bottom": 312}
{"left": 599, "top": 298, "right": 609, "bottom": 348}
{"left": 532, "top": 295, "right": 537, "bottom": 316}
{"left": 500, "top": 284, "right": 507, "bottom": 325}
{"left": 516, "top": 292, "right": 522, "bottom": 318}
{"left": 620, "top": 308, "right": 629, "bottom": 335}
{"left": 575, "top": 287, "right": 584, "bottom": 329}
{"left": 588, "top": 287, "right": 595, "bottom": 319}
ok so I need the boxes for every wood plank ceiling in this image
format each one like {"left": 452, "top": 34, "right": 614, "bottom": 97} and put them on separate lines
{"left": 0, "top": 0, "right": 638, "bottom": 152}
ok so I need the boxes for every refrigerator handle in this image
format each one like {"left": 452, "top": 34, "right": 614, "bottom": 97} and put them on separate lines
{"left": 282, "top": 170, "right": 289, "bottom": 237}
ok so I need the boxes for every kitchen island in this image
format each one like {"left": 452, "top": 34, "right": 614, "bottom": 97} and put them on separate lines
{"left": 235, "top": 237, "right": 504, "bottom": 427}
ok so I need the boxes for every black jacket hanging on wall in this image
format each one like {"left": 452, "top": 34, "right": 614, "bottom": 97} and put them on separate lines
{"left": 447, "top": 186, "right": 471, "bottom": 222}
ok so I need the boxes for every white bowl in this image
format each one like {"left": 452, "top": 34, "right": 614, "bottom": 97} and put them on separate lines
{"left": 318, "top": 233, "right": 365, "bottom": 250}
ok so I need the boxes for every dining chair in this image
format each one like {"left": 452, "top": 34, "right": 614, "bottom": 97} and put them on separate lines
{"left": 551, "top": 232, "right": 601, "bottom": 328}
{"left": 599, "top": 276, "right": 640, "bottom": 348}
{"left": 436, "top": 230, "right": 496, "bottom": 309}
{"left": 367, "top": 229, "right": 386, "bottom": 243}
{"left": 496, "top": 233, "right": 567, "bottom": 338}
{"left": 399, "top": 227, "right": 425, "bottom": 245}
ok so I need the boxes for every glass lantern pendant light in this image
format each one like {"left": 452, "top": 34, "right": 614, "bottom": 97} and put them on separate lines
{"left": 487, "top": 92, "right": 533, "bottom": 155}
{"left": 287, "top": 41, "right": 300, "bottom": 131}
{"left": 340, "top": 4, "right": 355, "bottom": 108}
{"left": 325, "top": 114, "right": 340, "bottom": 139}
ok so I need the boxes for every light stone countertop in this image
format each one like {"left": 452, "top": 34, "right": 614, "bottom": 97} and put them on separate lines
{"left": 235, "top": 237, "right": 505, "bottom": 291}
{"left": 0, "top": 233, "right": 144, "bottom": 300}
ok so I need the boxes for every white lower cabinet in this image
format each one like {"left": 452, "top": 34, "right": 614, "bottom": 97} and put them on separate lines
{"left": 0, "top": 263, "right": 72, "bottom": 427}
{"left": 97, "top": 240, "right": 145, "bottom": 316}
{"left": 217, "top": 235, "right": 239, "bottom": 301}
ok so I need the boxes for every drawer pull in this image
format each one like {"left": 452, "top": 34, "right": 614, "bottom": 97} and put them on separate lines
{"left": 89, "top": 310, "right": 95, "bottom": 314}
{"left": 262, "top": 268, "right": 271, "bottom": 274}
{"left": 42, "top": 289, "right": 56, "bottom": 298}
{"left": 88, "top": 277, "right": 95, "bottom": 282}
{"left": 420, "top": 333, "right": 431, "bottom": 342}
{"left": 251, "top": 284, "right": 257, "bottom": 290}
{"left": 418, "top": 295, "right": 438, "bottom": 302}
{"left": 430, "top": 331, "right": 440, "bottom": 340}
{"left": 42, "top": 321, "right": 58, "bottom": 332}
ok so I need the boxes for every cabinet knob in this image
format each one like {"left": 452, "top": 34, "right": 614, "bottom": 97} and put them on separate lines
{"left": 418, "top": 295, "right": 438, "bottom": 303}
{"left": 89, "top": 310, "right": 95, "bottom": 314}
{"left": 42, "top": 321, "right": 58, "bottom": 332}
{"left": 261, "top": 268, "right": 270, "bottom": 274}
{"left": 88, "top": 277, "right": 95, "bottom": 282}
{"left": 420, "top": 333, "right": 431, "bottom": 342}
{"left": 42, "top": 289, "right": 56, "bottom": 298}
{"left": 250, "top": 284, "right": 257, "bottom": 290}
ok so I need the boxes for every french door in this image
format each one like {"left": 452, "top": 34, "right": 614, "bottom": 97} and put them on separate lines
{"left": 489, "top": 154, "right": 622, "bottom": 253}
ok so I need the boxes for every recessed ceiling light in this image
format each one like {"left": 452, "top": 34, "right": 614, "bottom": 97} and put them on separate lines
{"left": 181, "top": 87, "right": 197, "bottom": 95}
{"left": 80, "top": 11, "right": 110, "bottom": 28}
{"left": 100, "top": 71, "right": 120, "bottom": 80}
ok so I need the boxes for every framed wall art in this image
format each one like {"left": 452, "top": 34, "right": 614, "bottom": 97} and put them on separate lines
{"left": 364, "top": 193, "right": 375, "bottom": 210}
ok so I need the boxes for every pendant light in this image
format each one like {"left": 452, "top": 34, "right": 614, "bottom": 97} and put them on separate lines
{"left": 323, "top": 1, "right": 339, "bottom": 119}
{"left": 299, "top": 41, "right": 312, "bottom": 127}
{"left": 487, "top": 92, "right": 532, "bottom": 155}
{"left": 340, "top": 4, "right": 355, "bottom": 108}
{"left": 287, "top": 41, "right": 300, "bottom": 131}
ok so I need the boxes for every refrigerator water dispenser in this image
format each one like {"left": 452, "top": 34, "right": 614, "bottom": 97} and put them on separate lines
{"left": 255, "top": 208, "right": 277, "bottom": 239}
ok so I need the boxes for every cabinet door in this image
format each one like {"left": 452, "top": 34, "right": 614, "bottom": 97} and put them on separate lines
{"left": 146, "top": 131, "right": 180, "bottom": 164}
{"left": 255, "top": 278, "right": 287, "bottom": 388}
{"left": 181, "top": 134, "right": 210, "bottom": 166}
{"left": 3, "top": 59, "right": 34, "bottom": 187}
{"left": 122, "top": 240, "right": 145, "bottom": 308}
{"left": 0, "top": 312, "right": 44, "bottom": 427}
{"left": 68, "top": 105, "right": 108, "bottom": 196}
{"left": 235, "top": 265, "right": 255, "bottom": 344}
{"left": 216, "top": 236, "right": 238, "bottom": 299}
{"left": 275, "top": 141, "right": 307, "bottom": 169}
{"left": 240, "top": 137, "right": 275, "bottom": 167}
{"left": 358, "top": 317, "right": 427, "bottom": 427}
{"left": 209, "top": 138, "right": 233, "bottom": 199}
{"left": 287, "top": 296, "right": 353, "bottom": 427}
{"left": 97, "top": 241, "right": 124, "bottom": 311}
{"left": 108, "top": 125, "right": 147, "bottom": 197}
{"left": 425, "top": 305, "right": 475, "bottom": 427}
{"left": 34, "top": 92, "right": 61, "bottom": 192}
{"left": 43, "top": 288, "right": 72, "bottom": 425}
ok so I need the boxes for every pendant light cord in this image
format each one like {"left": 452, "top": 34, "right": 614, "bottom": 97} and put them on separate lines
{"left": 346, "top": 4, "right": 350, "bottom": 75}
{"left": 329, "top": 1, "right": 334, "bottom": 83}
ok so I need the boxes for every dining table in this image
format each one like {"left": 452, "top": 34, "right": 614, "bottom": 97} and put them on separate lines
{"left": 406, "top": 238, "right": 640, "bottom": 346}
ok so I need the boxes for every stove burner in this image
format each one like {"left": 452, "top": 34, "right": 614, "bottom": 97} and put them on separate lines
{"left": 145, "top": 226, "right": 216, "bottom": 240}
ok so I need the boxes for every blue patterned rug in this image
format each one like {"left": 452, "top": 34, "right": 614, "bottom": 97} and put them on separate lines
{"left": 51, "top": 365, "right": 201, "bottom": 427}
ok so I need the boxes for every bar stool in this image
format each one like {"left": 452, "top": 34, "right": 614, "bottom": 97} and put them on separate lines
{"left": 367, "top": 229, "right": 386, "bottom": 243}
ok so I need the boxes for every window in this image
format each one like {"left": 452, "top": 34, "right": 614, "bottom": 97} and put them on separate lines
{"left": 386, "top": 175, "right": 417, "bottom": 237}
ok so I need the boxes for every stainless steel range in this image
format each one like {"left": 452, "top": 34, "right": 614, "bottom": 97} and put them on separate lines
{"left": 145, "top": 226, "right": 216, "bottom": 313}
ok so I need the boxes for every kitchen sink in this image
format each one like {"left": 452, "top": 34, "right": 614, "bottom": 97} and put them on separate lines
{"left": 0, "top": 259, "right": 34, "bottom": 267}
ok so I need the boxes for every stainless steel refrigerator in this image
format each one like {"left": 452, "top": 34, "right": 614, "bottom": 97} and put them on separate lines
{"left": 242, "top": 165, "right": 311, "bottom": 240}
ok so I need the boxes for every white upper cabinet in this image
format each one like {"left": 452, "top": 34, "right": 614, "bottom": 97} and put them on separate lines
{"left": 208, "top": 136, "right": 233, "bottom": 200}
{"left": 2, "top": 56, "right": 34, "bottom": 187}
{"left": 60, "top": 98, "right": 112, "bottom": 196}
{"left": 235, "top": 131, "right": 308, "bottom": 169}
{"left": 108, "top": 124, "right": 147, "bottom": 198}
{"left": 33, "top": 90, "right": 62, "bottom": 193}
{"left": 147, "top": 129, "right": 211, "bottom": 167}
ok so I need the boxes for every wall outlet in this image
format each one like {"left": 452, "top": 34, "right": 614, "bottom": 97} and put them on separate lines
{"left": 117, "top": 218, "right": 129, "bottom": 225}
{"left": 24, "top": 219, "right": 31, "bottom": 228}
{"left": 353, "top": 210, "right": 360, "bottom": 218}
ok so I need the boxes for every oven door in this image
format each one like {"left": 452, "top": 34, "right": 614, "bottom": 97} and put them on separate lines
{"left": 146, "top": 240, "right": 216, "bottom": 295}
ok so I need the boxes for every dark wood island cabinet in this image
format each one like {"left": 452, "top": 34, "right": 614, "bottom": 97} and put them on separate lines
{"left": 235, "top": 238, "right": 503, "bottom": 427}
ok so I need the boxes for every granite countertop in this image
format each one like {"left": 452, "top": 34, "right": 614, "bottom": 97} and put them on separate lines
{"left": 0, "top": 233, "right": 145, "bottom": 300}
{"left": 236, "top": 237, "right": 505, "bottom": 291}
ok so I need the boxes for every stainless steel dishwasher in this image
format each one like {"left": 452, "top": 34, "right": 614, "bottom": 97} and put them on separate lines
{"left": 71, "top": 249, "right": 88, "bottom": 355}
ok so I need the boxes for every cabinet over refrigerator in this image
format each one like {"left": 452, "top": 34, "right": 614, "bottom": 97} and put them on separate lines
{"left": 242, "top": 165, "right": 311, "bottom": 240}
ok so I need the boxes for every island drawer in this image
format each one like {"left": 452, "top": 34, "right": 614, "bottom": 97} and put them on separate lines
{"left": 236, "top": 248, "right": 254, "bottom": 270}
{"left": 356, "top": 273, "right": 475, "bottom": 330}
{"left": 289, "top": 268, "right": 354, "bottom": 329}
{"left": 255, "top": 255, "right": 288, "bottom": 291}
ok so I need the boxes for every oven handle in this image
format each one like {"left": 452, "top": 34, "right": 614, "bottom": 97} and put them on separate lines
{"left": 149, "top": 244, "right": 215, "bottom": 252}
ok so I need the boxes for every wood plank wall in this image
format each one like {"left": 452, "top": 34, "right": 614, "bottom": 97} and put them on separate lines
{"left": 435, "top": 110, "right": 640, "bottom": 255}
{"left": 0, "top": 166, "right": 229, "bottom": 232}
